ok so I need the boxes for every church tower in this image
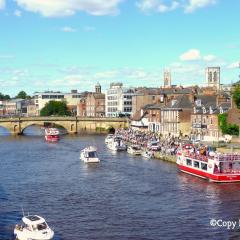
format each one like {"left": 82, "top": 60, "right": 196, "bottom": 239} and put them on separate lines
{"left": 163, "top": 70, "right": 171, "bottom": 88}
{"left": 95, "top": 82, "right": 101, "bottom": 93}
{"left": 206, "top": 67, "right": 220, "bottom": 90}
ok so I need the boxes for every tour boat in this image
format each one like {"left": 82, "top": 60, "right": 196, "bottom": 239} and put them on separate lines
{"left": 105, "top": 134, "right": 114, "bottom": 144}
{"left": 80, "top": 146, "right": 100, "bottom": 163}
{"left": 176, "top": 145, "right": 240, "bottom": 183}
{"left": 127, "top": 145, "right": 142, "bottom": 155}
{"left": 141, "top": 150, "right": 153, "bottom": 159}
{"left": 14, "top": 215, "right": 54, "bottom": 240}
{"left": 45, "top": 128, "right": 59, "bottom": 142}
{"left": 106, "top": 136, "right": 127, "bottom": 151}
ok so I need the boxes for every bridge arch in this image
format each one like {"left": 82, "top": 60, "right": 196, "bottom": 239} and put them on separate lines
{"left": 0, "top": 126, "right": 11, "bottom": 135}
{"left": 20, "top": 121, "right": 69, "bottom": 135}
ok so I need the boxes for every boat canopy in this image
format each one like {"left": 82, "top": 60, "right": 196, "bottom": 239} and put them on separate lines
{"left": 22, "top": 215, "right": 46, "bottom": 225}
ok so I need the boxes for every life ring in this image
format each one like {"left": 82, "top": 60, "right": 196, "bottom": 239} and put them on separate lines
{"left": 208, "top": 163, "right": 212, "bottom": 169}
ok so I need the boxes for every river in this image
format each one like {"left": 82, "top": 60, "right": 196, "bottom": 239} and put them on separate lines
{"left": 1, "top": 126, "right": 240, "bottom": 240}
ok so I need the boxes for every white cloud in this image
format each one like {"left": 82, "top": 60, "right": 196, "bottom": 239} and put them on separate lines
{"left": 227, "top": 61, "right": 240, "bottom": 69}
{"left": 184, "top": 0, "right": 216, "bottom": 13}
{"left": 15, "top": 0, "right": 123, "bottom": 17}
{"left": 180, "top": 49, "right": 201, "bottom": 61}
{"left": 137, "top": 0, "right": 217, "bottom": 14}
{"left": 14, "top": 9, "right": 22, "bottom": 17}
{"left": 136, "top": 0, "right": 180, "bottom": 13}
{"left": 83, "top": 26, "right": 96, "bottom": 32}
{"left": 0, "top": 0, "right": 5, "bottom": 9}
{"left": 203, "top": 54, "right": 216, "bottom": 61}
{"left": 61, "top": 26, "right": 77, "bottom": 32}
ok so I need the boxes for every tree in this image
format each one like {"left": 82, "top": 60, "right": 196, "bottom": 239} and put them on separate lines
{"left": 0, "top": 92, "right": 10, "bottom": 100}
{"left": 40, "top": 101, "right": 71, "bottom": 116}
{"left": 232, "top": 84, "right": 240, "bottom": 109}
{"left": 218, "top": 113, "right": 239, "bottom": 136}
{"left": 15, "top": 91, "right": 31, "bottom": 99}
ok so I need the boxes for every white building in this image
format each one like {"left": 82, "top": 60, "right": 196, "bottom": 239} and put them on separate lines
{"left": 106, "top": 83, "right": 135, "bottom": 117}
{"left": 34, "top": 90, "right": 83, "bottom": 115}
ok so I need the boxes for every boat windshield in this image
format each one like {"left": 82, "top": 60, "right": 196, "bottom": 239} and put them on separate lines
{"left": 37, "top": 222, "right": 47, "bottom": 231}
{"left": 88, "top": 151, "right": 97, "bottom": 158}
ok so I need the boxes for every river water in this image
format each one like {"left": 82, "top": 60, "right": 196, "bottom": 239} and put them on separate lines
{"left": 1, "top": 126, "right": 240, "bottom": 240}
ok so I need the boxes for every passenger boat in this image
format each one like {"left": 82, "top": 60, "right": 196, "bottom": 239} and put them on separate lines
{"left": 106, "top": 136, "right": 127, "bottom": 151}
{"left": 80, "top": 146, "right": 100, "bottom": 163}
{"left": 127, "top": 145, "right": 142, "bottom": 155}
{"left": 45, "top": 128, "right": 59, "bottom": 142}
{"left": 176, "top": 144, "right": 240, "bottom": 183}
{"left": 141, "top": 150, "right": 153, "bottom": 159}
{"left": 14, "top": 215, "right": 54, "bottom": 240}
{"left": 105, "top": 134, "right": 114, "bottom": 144}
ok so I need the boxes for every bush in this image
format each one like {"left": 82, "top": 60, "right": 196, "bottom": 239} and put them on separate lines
{"left": 218, "top": 113, "right": 239, "bottom": 136}
{"left": 40, "top": 101, "right": 71, "bottom": 116}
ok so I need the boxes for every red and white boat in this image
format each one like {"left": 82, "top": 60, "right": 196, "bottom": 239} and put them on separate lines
{"left": 45, "top": 128, "right": 60, "bottom": 142}
{"left": 176, "top": 144, "right": 240, "bottom": 183}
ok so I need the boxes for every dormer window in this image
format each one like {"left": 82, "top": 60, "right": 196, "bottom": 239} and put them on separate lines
{"left": 195, "top": 99, "right": 201, "bottom": 107}
{"left": 220, "top": 107, "right": 223, "bottom": 114}
{"left": 202, "top": 107, "right": 206, "bottom": 114}
{"left": 209, "top": 107, "right": 213, "bottom": 114}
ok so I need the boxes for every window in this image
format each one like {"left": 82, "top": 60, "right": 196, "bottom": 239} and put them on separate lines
{"left": 201, "top": 163, "right": 207, "bottom": 171}
{"left": 186, "top": 159, "right": 192, "bottom": 166}
{"left": 194, "top": 161, "right": 200, "bottom": 168}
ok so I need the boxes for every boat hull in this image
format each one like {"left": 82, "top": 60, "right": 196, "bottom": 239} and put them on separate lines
{"left": 178, "top": 164, "right": 240, "bottom": 183}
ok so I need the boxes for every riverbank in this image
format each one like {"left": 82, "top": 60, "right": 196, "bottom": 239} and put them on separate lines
{"left": 153, "top": 152, "right": 176, "bottom": 163}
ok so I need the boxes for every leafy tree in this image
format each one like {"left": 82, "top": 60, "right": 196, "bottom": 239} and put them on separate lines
{"left": 40, "top": 101, "right": 71, "bottom": 116}
{"left": 0, "top": 93, "right": 10, "bottom": 100}
{"left": 232, "top": 84, "right": 240, "bottom": 109}
{"left": 15, "top": 91, "right": 31, "bottom": 99}
{"left": 218, "top": 113, "right": 239, "bottom": 136}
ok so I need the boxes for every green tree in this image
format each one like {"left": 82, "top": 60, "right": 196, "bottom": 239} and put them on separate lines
{"left": 232, "top": 84, "right": 240, "bottom": 109}
{"left": 40, "top": 101, "right": 71, "bottom": 116}
{"left": 0, "top": 93, "right": 10, "bottom": 100}
{"left": 15, "top": 91, "right": 31, "bottom": 99}
{"left": 218, "top": 113, "right": 239, "bottom": 136}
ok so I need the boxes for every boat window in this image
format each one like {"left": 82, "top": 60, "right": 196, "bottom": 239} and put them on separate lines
{"left": 186, "top": 159, "right": 192, "bottom": 166}
{"left": 201, "top": 163, "right": 207, "bottom": 171}
{"left": 194, "top": 161, "right": 200, "bottom": 168}
{"left": 37, "top": 222, "right": 47, "bottom": 231}
{"left": 89, "top": 151, "right": 97, "bottom": 158}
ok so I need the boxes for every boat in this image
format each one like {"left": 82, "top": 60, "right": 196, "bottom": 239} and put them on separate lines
{"left": 176, "top": 144, "right": 240, "bottom": 183}
{"left": 127, "top": 145, "right": 142, "bottom": 155}
{"left": 147, "top": 140, "right": 161, "bottom": 151}
{"left": 105, "top": 134, "right": 114, "bottom": 144}
{"left": 45, "top": 128, "right": 59, "bottom": 142}
{"left": 106, "top": 136, "right": 127, "bottom": 151}
{"left": 14, "top": 215, "right": 54, "bottom": 240}
{"left": 141, "top": 150, "right": 153, "bottom": 159}
{"left": 80, "top": 146, "right": 100, "bottom": 163}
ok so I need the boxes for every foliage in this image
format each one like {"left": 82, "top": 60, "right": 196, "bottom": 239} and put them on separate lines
{"left": 15, "top": 91, "right": 31, "bottom": 99}
{"left": 40, "top": 101, "right": 71, "bottom": 116}
{"left": 218, "top": 113, "right": 239, "bottom": 136}
{"left": 232, "top": 84, "right": 240, "bottom": 109}
{"left": 0, "top": 92, "right": 10, "bottom": 100}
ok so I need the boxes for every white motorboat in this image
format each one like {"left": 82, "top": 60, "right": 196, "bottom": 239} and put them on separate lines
{"left": 80, "top": 146, "right": 100, "bottom": 163}
{"left": 147, "top": 140, "right": 161, "bottom": 151}
{"left": 127, "top": 145, "right": 142, "bottom": 155}
{"left": 141, "top": 150, "right": 153, "bottom": 159}
{"left": 107, "top": 136, "right": 127, "bottom": 151}
{"left": 105, "top": 134, "right": 114, "bottom": 144}
{"left": 14, "top": 215, "right": 54, "bottom": 240}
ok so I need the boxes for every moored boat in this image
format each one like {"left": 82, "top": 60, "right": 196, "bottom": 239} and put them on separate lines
{"left": 45, "top": 128, "right": 59, "bottom": 142}
{"left": 14, "top": 215, "right": 54, "bottom": 240}
{"left": 80, "top": 146, "right": 100, "bottom": 163}
{"left": 127, "top": 145, "right": 142, "bottom": 155}
{"left": 177, "top": 145, "right": 240, "bottom": 183}
{"left": 141, "top": 150, "right": 153, "bottom": 159}
{"left": 105, "top": 134, "right": 114, "bottom": 144}
{"left": 106, "top": 136, "right": 127, "bottom": 151}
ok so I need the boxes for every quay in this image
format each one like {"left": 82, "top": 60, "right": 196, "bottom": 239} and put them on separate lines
{"left": 0, "top": 116, "right": 129, "bottom": 135}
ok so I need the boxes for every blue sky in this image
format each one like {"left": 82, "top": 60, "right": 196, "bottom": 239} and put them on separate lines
{"left": 0, "top": 0, "right": 239, "bottom": 96}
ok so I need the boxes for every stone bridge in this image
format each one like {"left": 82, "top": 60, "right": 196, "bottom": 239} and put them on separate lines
{"left": 0, "top": 117, "right": 129, "bottom": 135}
